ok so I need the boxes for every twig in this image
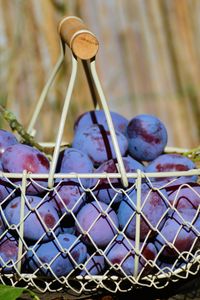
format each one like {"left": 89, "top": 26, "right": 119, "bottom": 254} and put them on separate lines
{"left": 183, "top": 146, "right": 200, "bottom": 162}
{"left": 0, "top": 104, "right": 47, "bottom": 154}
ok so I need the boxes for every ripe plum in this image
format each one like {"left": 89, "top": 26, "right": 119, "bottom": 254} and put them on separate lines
{"left": 74, "top": 109, "right": 129, "bottom": 135}
{"left": 166, "top": 182, "right": 200, "bottom": 210}
{"left": 50, "top": 179, "right": 85, "bottom": 215}
{"left": 145, "top": 154, "right": 197, "bottom": 187}
{"left": 155, "top": 209, "right": 200, "bottom": 257}
{"left": 2, "top": 144, "right": 50, "bottom": 194}
{"left": 76, "top": 201, "right": 119, "bottom": 248}
{"left": 106, "top": 234, "right": 157, "bottom": 276}
{"left": 4, "top": 195, "right": 60, "bottom": 241}
{"left": 0, "top": 233, "right": 19, "bottom": 272}
{"left": 0, "top": 211, "right": 6, "bottom": 235}
{"left": 80, "top": 253, "right": 105, "bottom": 276}
{"left": 127, "top": 114, "right": 168, "bottom": 161}
{"left": 72, "top": 124, "right": 128, "bottom": 166}
{"left": 91, "top": 156, "right": 144, "bottom": 204}
{"left": 118, "top": 183, "right": 168, "bottom": 240}
{"left": 0, "top": 178, "right": 15, "bottom": 204}
{"left": 26, "top": 233, "right": 87, "bottom": 277}
{"left": 0, "top": 130, "right": 18, "bottom": 161}
{"left": 58, "top": 148, "right": 93, "bottom": 187}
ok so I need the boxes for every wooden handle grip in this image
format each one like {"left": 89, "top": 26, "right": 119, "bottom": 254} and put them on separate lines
{"left": 58, "top": 16, "right": 99, "bottom": 60}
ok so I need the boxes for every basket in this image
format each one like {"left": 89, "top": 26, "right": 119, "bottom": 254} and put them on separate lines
{"left": 0, "top": 16, "right": 200, "bottom": 295}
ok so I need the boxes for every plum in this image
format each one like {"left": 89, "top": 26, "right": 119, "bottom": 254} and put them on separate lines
{"left": 2, "top": 143, "right": 50, "bottom": 195}
{"left": 76, "top": 201, "right": 119, "bottom": 248}
{"left": 49, "top": 179, "right": 85, "bottom": 215}
{"left": 0, "top": 178, "right": 15, "bottom": 204}
{"left": 74, "top": 109, "right": 129, "bottom": 135}
{"left": 0, "top": 130, "right": 18, "bottom": 161}
{"left": 58, "top": 148, "right": 93, "bottom": 187}
{"left": 91, "top": 156, "right": 144, "bottom": 204}
{"left": 155, "top": 209, "right": 200, "bottom": 257}
{"left": 0, "top": 233, "right": 19, "bottom": 273}
{"left": 126, "top": 114, "right": 168, "bottom": 161}
{"left": 0, "top": 131, "right": 19, "bottom": 203}
{"left": 118, "top": 183, "right": 168, "bottom": 240}
{"left": 105, "top": 234, "right": 157, "bottom": 276}
{"left": 80, "top": 253, "right": 105, "bottom": 276}
{"left": 4, "top": 195, "right": 60, "bottom": 241}
{"left": 72, "top": 124, "right": 128, "bottom": 166}
{"left": 0, "top": 210, "right": 6, "bottom": 236}
{"left": 155, "top": 259, "right": 186, "bottom": 274}
{"left": 145, "top": 154, "right": 197, "bottom": 187}
{"left": 166, "top": 182, "right": 200, "bottom": 210}
{"left": 26, "top": 233, "right": 87, "bottom": 277}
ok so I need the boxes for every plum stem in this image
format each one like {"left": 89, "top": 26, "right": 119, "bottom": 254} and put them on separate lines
{"left": 0, "top": 104, "right": 47, "bottom": 155}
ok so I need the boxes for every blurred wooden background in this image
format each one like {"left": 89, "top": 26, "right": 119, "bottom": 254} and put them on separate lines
{"left": 0, "top": 0, "right": 199, "bottom": 148}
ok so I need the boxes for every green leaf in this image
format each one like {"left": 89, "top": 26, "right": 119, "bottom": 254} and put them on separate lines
{"left": 0, "top": 285, "right": 40, "bottom": 300}
{"left": 0, "top": 285, "right": 24, "bottom": 300}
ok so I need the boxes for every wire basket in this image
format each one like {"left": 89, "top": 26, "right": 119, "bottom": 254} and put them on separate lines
{"left": 0, "top": 16, "right": 200, "bottom": 295}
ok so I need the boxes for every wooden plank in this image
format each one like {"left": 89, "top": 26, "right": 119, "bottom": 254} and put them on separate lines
{"left": 0, "top": 0, "right": 199, "bottom": 149}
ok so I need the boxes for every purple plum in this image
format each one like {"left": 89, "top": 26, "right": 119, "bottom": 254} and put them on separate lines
{"left": 0, "top": 131, "right": 19, "bottom": 203}
{"left": 76, "top": 201, "right": 119, "bottom": 248}
{"left": 105, "top": 234, "right": 157, "bottom": 276}
{"left": 80, "top": 253, "right": 105, "bottom": 276}
{"left": 0, "top": 211, "right": 6, "bottom": 236}
{"left": 49, "top": 179, "right": 85, "bottom": 215}
{"left": 155, "top": 208, "right": 200, "bottom": 257}
{"left": 166, "top": 182, "right": 200, "bottom": 210}
{"left": 58, "top": 148, "right": 93, "bottom": 187}
{"left": 26, "top": 233, "right": 87, "bottom": 277}
{"left": 127, "top": 114, "right": 168, "bottom": 161}
{"left": 91, "top": 156, "right": 144, "bottom": 204}
{"left": 0, "top": 178, "right": 15, "bottom": 204}
{"left": 155, "top": 259, "right": 186, "bottom": 275}
{"left": 72, "top": 124, "right": 128, "bottom": 166}
{"left": 0, "top": 233, "right": 19, "bottom": 273}
{"left": 118, "top": 183, "right": 168, "bottom": 240}
{"left": 145, "top": 154, "right": 197, "bottom": 187}
{"left": 4, "top": 195, "right": 60, "bottom": 241}
{"left": 74, "top": 109, "right": 129, "bottom": 135}
{"left": 0, "top": 130, "right": 18, "bottom": 161}
{"left": 2, "top": 143, "right": 50, "bottom": 195}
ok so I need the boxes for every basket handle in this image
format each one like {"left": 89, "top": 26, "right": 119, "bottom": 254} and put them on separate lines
{"left": 58, "top": 16, "right": 99, "bottom": 60}
{"left": 48, "top": 16, "right": 128, "bottom": 189}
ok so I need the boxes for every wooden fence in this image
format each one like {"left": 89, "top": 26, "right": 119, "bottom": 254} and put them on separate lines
{"left": 0, "top": 0, "right": 199, "bottom": 149}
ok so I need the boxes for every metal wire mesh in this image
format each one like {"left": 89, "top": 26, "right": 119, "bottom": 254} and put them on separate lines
{"left": 0, "top": 168, "right": 199, "bottom": 293}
